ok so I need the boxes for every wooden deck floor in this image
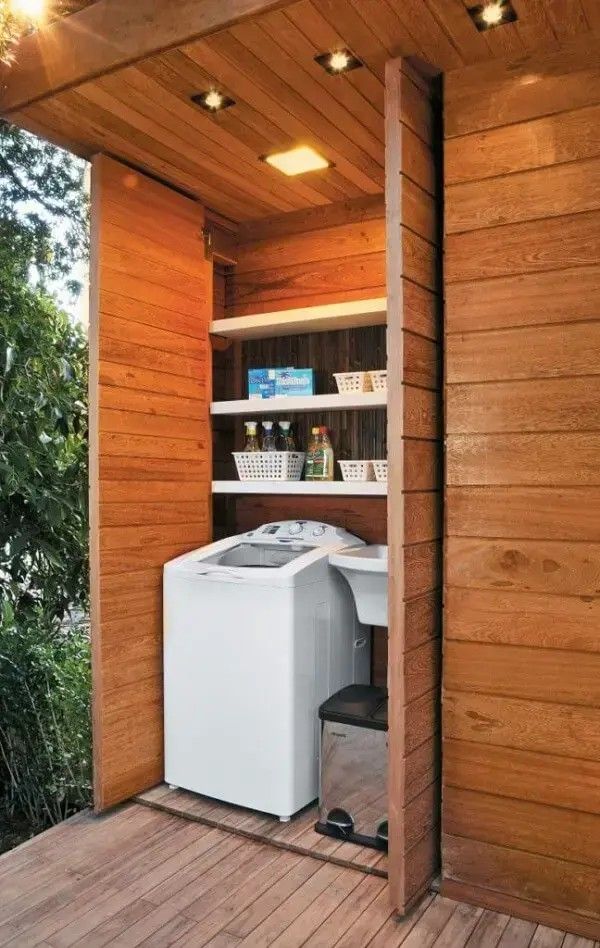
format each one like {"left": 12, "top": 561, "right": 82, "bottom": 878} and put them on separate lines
{"left": 135, "top": 784, "right": 387, "bottom": 877}
{"left": 0, "top": 803, "right": 595, "bottom": 947}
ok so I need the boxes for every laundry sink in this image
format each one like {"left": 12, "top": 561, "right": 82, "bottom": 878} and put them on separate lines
{"left": 329, "top": 545, "right": 388, "bottom": 627}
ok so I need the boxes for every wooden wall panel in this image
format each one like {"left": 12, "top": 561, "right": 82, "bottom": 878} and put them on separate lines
{"left": 444, "top": 34, "right": 600, "bottom": 138}
{"left": 444, "top": 587, "right": 600, "bottom": 654}
{"left": 446, "top": 486, "right": 600, "bottom": 541}
{"left": 443, "top": 837, "right": 600, "bottom": 940}
{"left": 445, "top": 265, "right": 600, "bottom": 333}
{"left": 446, "top": 433, "right": 600, "bottom": 486}
{"left": 233, "top": 495, "right": 386, "bottom": 547}
{"left": 445, "top": 156, "right": 600, "bottom": 232}
{"left": 385, "top": 60, "right": 443, "bottom": 914}
{"left": 443, "top": 42, "right": 600, "bottom": 939}
{"left": 447, "top": 377, "right": 600, "bottom": 434}
{"left": 90, "top": 155, "right": 212, "bottom": 811}
{"left": 445, "top": 103, "right": 600, "bottom": 184}
{"left": 227, "top": 199, "right": 387, "bottom": 315}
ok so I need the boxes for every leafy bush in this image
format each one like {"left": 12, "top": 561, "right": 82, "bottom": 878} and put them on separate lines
{"left": 0, "top": 125, "right": 90, "bottom": 842}
{"left": 0, "top": 607, "right": 91, "bottom": 831}
{"left": 0, "top": 253, "right": 88, "bottom": 623}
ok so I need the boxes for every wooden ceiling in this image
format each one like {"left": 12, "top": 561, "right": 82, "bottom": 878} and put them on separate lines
{"left": 47, "top": 0, "right": 99, "bottom": 21}
{"left": 10, "top": 0, "right": 600, "bottom": 223}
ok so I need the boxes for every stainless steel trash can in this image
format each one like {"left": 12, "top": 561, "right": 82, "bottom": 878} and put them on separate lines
{"left": 315, "top": 684, "right": 388, "bottom": 850}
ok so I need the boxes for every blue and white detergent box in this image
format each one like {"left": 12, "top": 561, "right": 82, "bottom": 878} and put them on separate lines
{"left": 275, "top": 368, "right": 315, "bottom": 397}
{"left": 248, "top": 368, "right": 276, "bottom": 399}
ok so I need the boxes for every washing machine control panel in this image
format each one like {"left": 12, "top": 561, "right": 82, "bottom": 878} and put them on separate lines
{"left": 244, "top": 521, "right": 365, "bottom": 548}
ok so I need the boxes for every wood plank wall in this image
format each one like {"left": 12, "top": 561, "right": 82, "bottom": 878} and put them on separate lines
{"left": 229, "top": 195, "right": 387, "bottom": 315}
{"left": 90, "top": 155, "right": 213, "bottom": 811}
{"left": 385, "top": 59, "right": 443, "bottom": 914}
{"left": 442, "top": 40, "right": 600, "bottom": 940}
{"left": 223, "top": 196, "right": 390, "bottom": 682}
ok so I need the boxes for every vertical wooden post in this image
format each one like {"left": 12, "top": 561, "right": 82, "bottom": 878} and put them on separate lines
{"left": 385, "top": 57, "right": 408, "bottom": 912}
{"left": 385, "top": 58, "right": 443, "bottom": 913}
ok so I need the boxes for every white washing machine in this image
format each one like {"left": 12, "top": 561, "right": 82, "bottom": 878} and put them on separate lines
{"left": 163, "top": 520, "right": 370, "bottom": 820}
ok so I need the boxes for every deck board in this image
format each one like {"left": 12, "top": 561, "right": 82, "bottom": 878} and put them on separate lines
{"left": 135, "top": 783, "right": 388, "bottom": 877}
{"left": 0, "top": 803, "right": 592, "bottom": 947}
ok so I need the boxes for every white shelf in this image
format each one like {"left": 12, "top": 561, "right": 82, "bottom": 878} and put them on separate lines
{"left": 211, "top": 390, "right": 387, "bottom": 415}
{"left": 212, "top": 481, "right": 387, "bottom": 496}
{"left": 210, "top": 297, "right": 387, "bottom": 340}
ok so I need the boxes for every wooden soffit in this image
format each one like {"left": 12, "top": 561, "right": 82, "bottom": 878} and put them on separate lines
{"left": 2, "top": 1, "right": 599, "bottom": 223}
{"left": 0, "top": 0, "right": 297, "bottom": 113}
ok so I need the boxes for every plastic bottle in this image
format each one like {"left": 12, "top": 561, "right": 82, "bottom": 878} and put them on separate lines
{"left": 322, "top": 427, "right": 335, "bottom": 481}
{"left": 261, "top": 420, "right": 277, "bottom": 451}
{"left": 313, "top": 426, "right": 334, "bottom": 481}
{"left": 304, "top": 426, "right": 320, "bottom": 480}
{"left": 244, "top": 421, "right": 260, "bottom": 452}
{"left": 277, "top": 421, "right": 296, "bottom": 452}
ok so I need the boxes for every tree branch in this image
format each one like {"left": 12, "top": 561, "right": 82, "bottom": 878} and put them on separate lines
{"left": 0, "top": 150, "right": 64, "bottom": 218}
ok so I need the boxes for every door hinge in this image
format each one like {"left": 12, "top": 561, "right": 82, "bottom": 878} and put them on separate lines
{"left": 201, "top": 226, "right": 213, "bottom": 259}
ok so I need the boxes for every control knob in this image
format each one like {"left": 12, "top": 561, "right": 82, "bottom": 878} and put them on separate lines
{"left": 288, "top": 521, "right": 304, "bottom": 535}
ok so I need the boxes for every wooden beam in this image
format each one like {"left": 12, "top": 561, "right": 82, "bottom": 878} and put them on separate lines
{"left": 385, "top": 56, "right": 443, "bottom": 915}
{"left": 0, "top": 0, "right": 296, "bottom": 115}
{"left": 384, "top": 55, "right": 407, "bottom": 916}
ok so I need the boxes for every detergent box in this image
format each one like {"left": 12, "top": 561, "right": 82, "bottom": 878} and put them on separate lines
{"left": 248, "top": 368, "right": 276, "bottom": 399}
{"left": 274, "top": 368, "right": 315, "bottom": 397}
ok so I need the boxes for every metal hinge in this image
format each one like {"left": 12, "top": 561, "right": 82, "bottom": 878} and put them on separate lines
{"left": 201, "top": 226, "right": 213, "bottom": 259}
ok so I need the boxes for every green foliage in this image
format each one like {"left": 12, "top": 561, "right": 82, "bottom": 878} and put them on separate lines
{"left": 0, "top": 256, "right": 88, "bottom": 622}
{"left": 0, "top": 606, "right": 91, "bottom": 831}
{"left": 0, "top": 124, "right": 91, "bottom": 838}
{"left": 0, "top": 122, "right": 89, "bottom": 286}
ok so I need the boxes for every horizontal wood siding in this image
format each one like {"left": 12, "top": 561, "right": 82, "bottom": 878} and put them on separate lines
{"left": 386, "top": 59, "right": 443, "bottom": 914}
{"left": 443, "top": 42, "right": 600, "bottom": 939}
{"left": 227, "top": 198, "right": 387, "bottom": 316}
{"left": 90, "top": 155, "right": 212, "bottom": 810}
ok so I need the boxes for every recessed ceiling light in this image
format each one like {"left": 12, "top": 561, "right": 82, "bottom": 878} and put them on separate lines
{"left": 467, "top": 0, "right": 517, "bottom": 30}
{"left": 191, "top": 89, "right": 236, "bottom": 112}
{"left": 262, "top": 145, "right": 332, "bottom": 176}
{"left": 315, "top": 48, "right": 363, "bottom": 75}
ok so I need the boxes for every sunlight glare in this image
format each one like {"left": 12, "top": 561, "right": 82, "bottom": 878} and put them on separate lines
{"left": 9, "top": 0, "right": 46, "bottom": 23}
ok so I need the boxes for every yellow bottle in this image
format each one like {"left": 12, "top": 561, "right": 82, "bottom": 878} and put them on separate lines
{"left": 244, "top": 421, "right": 260, "bottom": 452}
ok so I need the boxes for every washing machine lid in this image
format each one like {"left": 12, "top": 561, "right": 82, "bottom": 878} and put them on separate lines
{"left": 201, "top": 540, "right": 311, "bottom": 569}
{"left": 164, "top": 521, "right": 365, "bottom": 587}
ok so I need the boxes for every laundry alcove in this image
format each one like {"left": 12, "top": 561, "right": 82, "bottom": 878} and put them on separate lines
{"left": 3, "top": 3, "right": 599, "bottom": 937}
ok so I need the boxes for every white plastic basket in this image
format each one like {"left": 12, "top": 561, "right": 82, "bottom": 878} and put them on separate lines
{"left": 369, "top": 370, "right": 387, "bottom": 392}
{"left": 233, "top": 451, "right": 305, "bottom": 481}
{"left": 334, "top": 371, "right": 372, "bottom": 394}
{"left": 338, "top": 460, "right": 375, "bottom": 482}
{"left": 372, "top": 460, "right": 388, "bottom": 483}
